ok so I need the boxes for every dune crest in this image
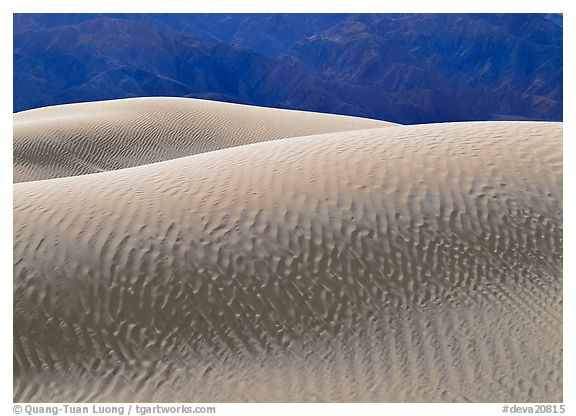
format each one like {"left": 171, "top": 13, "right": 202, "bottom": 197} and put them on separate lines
{"left": 13, "top": 119, "right": 562, "bottom": 402}
{"left": 13, "top": 97, "right": 395, "bottom": 183}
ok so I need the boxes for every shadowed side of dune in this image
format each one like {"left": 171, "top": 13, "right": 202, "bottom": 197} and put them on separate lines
{"left": 13, "top": 122, "right": 562, "bottom": 402}
{"left": 13, "top": 97, "right": 395, "bottom": 183}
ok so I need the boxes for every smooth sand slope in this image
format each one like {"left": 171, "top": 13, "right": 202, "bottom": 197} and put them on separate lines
{"left": 13, "top": 118, "right": 562, "bottom": 402}
{"left": 13, "top": 97, "right": 395, "bottom": 183}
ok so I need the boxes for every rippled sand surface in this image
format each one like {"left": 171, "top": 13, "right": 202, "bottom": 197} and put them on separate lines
{"left": 13, "top": 99, "right": 562, "bottom": 402}
{"left": 13, "top": 97, "right": 394, "bottom": 183}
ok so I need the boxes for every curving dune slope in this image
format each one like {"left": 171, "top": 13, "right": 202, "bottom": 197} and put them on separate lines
{"left": 13, "top": 97, "right": 395, "bottom": 183}
{"left": 13, "top": 120, "right": 562, "bottom": 402}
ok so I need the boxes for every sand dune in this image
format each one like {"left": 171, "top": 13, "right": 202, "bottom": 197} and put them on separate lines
{"left": 13, "top": 97, "right": 395, "bottom": 183}
{"left": 13, "top": 115, "right": 562, "bottom": 402}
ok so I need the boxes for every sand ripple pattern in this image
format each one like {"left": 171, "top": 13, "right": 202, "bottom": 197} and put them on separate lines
{"left": 13, "top": 117, "right": 562, "bottom": 402}
{"left": 13, "top": 97, "right": 394, "bottom": 183}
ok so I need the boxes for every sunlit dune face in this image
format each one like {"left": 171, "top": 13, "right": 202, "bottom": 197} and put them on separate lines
{"left": 13, "top": 99, "right": 562, "bottom": 402}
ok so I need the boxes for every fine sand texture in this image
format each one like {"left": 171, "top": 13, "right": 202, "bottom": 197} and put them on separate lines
{"left": 13, "top": 97, "right": 395, "bottom": 183}
{"left": 13, "top": 102, "right": 562, "bottom": 402}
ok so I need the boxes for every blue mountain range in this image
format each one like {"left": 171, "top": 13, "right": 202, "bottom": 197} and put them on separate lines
{"left": 13, "top": 13, "right": 562, "bottom": 124}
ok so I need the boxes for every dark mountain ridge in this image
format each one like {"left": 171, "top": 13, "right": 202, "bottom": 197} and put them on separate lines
{"left": 13, "top": 13, "right": 562, "bottom": 123}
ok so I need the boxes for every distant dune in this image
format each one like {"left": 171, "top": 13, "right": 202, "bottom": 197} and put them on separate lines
{"left": 13, "top": 99, "right": 562, "bottom": 402}
{"left": 13, "top": 97, "right": 394, "bottom": 183}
